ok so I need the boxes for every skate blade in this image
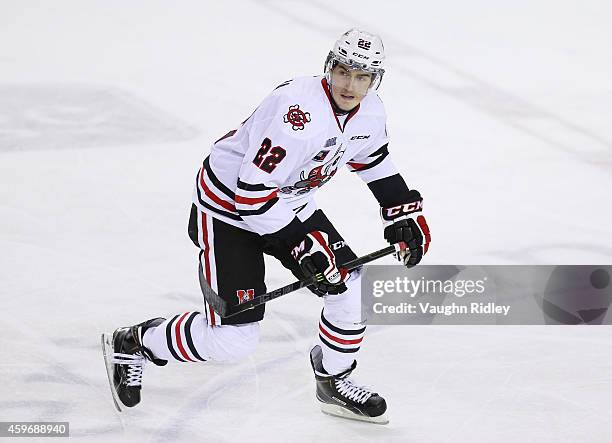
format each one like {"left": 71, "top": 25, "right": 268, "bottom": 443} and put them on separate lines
{"left": 320, "top": 403, "right": 389, "bottom": 425}
{"left": 101, "top": 333, "right": 122, "bottom": 412}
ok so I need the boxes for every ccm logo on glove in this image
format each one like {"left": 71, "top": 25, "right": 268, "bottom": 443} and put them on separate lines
{"left": 382, "top": 201, "right": 423, "bottom": 220}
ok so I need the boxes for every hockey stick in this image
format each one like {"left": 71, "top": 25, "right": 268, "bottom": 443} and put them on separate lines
{"left": 201, "top": 244, "right": 399, "bottom": 318}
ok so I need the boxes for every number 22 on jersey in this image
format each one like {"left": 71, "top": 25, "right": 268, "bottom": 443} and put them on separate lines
{"left": 253, "top": 138, "right": 286, "bottom": 173}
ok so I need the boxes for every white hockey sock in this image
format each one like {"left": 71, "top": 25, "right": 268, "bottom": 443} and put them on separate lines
{"left": 317, "top": 270, "right": 366, "bottom": 375}
{"left": 142, "top": 312, "right": 260, "bottom": 363}
{"left": 318, "top": 309, "right": 366, "bottom": 375}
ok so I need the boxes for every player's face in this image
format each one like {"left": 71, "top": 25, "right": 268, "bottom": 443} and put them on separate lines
{"left": 330, "top": 64, "right": 373, "bottom": 111}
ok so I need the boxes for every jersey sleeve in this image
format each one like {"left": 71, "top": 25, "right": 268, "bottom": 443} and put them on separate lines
{"left": 234, "top": 94, "right": 310, "bottom": 245}
{"left": 347, "top": 104, "right": 414, "bottom": 207}
{"left": 346, "top": 121, "right": 398, "bottom": 184}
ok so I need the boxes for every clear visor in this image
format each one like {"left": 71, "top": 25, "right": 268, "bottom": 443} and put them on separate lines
{"left": 329, "top": 66, "right": 376, "bottom": 99}
{"left": 325, "top": 53, "right": 384, "bottom": 98}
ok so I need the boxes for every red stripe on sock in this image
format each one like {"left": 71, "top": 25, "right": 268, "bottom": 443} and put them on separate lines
{"left": 175, "top": 312, "right": 196, "bottom": 362}
{"left": 319, "top": 324, "right": 363, "bottom": 345}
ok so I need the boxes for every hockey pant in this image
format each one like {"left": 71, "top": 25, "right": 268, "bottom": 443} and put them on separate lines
{"left": 142, "top": 207, "right": 366, "bottom": 374}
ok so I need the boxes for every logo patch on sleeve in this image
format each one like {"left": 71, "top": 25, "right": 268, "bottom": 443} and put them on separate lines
{"left": 283, "top": 104, "right": 311, "bottom": 131}
{"left": 313, "top": 150, "right": 330, "bottom": 162}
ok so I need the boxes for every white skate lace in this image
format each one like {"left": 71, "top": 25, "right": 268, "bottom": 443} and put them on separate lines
{"left": 112, "top": 352, "right": 146, "bottom": 387}
{"left": 334, "top": 377, "right": 374, "bottom": 404}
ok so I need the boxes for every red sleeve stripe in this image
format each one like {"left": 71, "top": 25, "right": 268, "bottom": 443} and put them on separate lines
{"left": 319, "top": 324, "right": 363, "bottom": 345}
{"left": 199, "top": 169, "right": 237, "bottom": 212}
{"left": 347, "top": 161, "right": 367, "bottom": 171}
{"left": 235, "top": 190, "right": 278, "bottom": 205}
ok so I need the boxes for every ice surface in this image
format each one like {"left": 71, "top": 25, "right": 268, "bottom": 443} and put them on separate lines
{"left": 1, "top": 1, "right": 612, "bottom": 441}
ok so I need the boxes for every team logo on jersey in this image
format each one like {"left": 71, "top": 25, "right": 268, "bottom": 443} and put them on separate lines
{"left": 279, "top": 145, "right": 346, "bottom": 195}
{"left": 283, "top": 104, "right": 311, "bottom": 131}
{"left": 236, "top": 289, "right": 255, "bottom": 304}
{"left": 312, "top": 150, "right": 330, "bottom": 162}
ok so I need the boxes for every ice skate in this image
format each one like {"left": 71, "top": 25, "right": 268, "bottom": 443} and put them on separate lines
{"left": 309, "top": 345, "right": 388, "bottom": 424}
{"left": 101, "top": 318, "right": 167, "bottom": 411}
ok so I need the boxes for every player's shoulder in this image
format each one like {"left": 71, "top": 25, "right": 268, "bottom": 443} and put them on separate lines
{"left": 357, "top": 92, "right": 387, "bottom": 120}
{"left": 256, "top": 76, "right": 327, "bottom": 138}
{"left": 270, "top": 75, "right": 322, "bottom": 97}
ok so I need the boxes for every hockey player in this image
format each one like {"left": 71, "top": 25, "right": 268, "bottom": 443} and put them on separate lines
{"left": 102, "top": 29, "right": 430, "bottom": 424}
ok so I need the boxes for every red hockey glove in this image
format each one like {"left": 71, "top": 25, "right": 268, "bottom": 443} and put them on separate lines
{"left": 291, "top": 231, "right": 349, "bottom": 296}
{"left": 381, "top": 190, "right": 431, "bottom": 267}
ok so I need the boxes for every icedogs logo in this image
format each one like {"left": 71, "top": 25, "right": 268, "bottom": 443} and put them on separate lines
{"left": 283, "top": 104, "right": 311, "bottom": 131}
{"left": 280, "top": 145, "right": 346, "bottom": 195}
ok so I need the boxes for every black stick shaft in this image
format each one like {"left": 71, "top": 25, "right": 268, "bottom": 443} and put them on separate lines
{"left": 224, "top": 245, "right": 396, "bottom": 317}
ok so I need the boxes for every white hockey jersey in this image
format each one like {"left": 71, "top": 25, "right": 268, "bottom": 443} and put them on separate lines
{"left": 193, "top": 75, "right": 398, "bottom": 238}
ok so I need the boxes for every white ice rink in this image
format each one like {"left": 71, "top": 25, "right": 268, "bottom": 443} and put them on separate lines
{"left": 2, "top": 1, "right": 612, "bottom": 441}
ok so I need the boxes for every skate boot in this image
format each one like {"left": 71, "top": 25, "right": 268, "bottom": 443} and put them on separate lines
{"left": 309, "top": 345, "right": 388, "bottom": 424}
{"left": 101, "top": 318, "right": 167, "bottom": 411}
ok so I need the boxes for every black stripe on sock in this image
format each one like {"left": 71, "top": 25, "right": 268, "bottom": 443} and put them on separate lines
{"left": 165, "top": 315, "right": 186, "bottom": 362}
{"left": 184, "top": 312, "right": 206, "bottom": 362}
{"left": 319, "top": 334, "right": 360, "bottom": 353}
{"left": 320, "top": 311, "right": 366, "bottom": 336}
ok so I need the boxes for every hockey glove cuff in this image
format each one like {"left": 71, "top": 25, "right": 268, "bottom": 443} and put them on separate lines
{"left": 291, "top": 231, "right": 349, "bottom": 296}
{"left": 381, "top": 190, "right": 431, "bottom": 267}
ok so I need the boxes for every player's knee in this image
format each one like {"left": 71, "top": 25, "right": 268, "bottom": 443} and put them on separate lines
{"left": 205, "top": 322, "right": 260, "bottom": 363}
